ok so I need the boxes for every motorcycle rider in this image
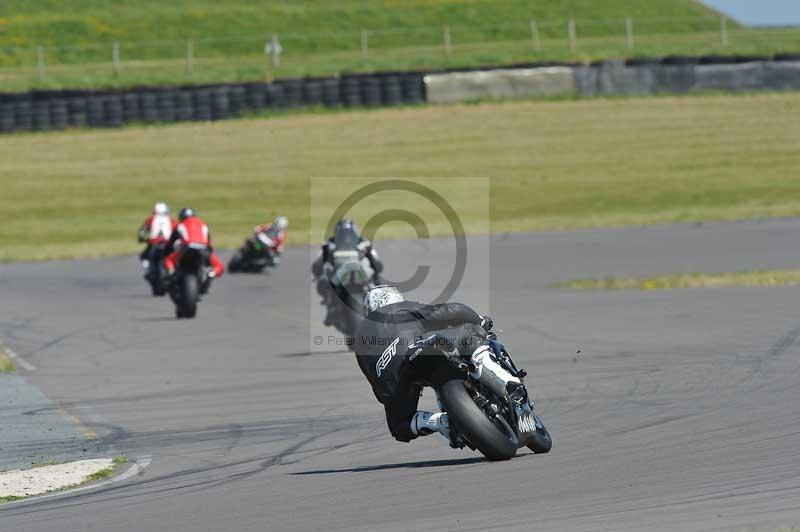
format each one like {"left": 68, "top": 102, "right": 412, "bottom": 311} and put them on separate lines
{"left": 164, "top": 207, "right": 224, "bottom": 291}
{"left": 137, "top": 202, "right": 176, "bottom": 274}
{"left": 311, "top": 219, "right": 383, "bottom": 326}
{"left": 252, "top": 215, "right": 288, "bottom": 265}
{"left": 354, "top": 285, "right": 510, "bottom": 445}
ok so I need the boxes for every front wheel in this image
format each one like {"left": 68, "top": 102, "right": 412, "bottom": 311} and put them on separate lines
{"left": 525, "top": 414, "right": 552, "bottom": 454}
{"left": 440, "top": 379, "right": 517, "bottom": 461}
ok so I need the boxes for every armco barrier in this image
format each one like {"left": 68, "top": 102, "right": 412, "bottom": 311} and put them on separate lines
{"left": 425, "top": 57, "right": 800, "bottom": 103}
{"left": 2, "top": 55, "right": 800, "bottom": 134}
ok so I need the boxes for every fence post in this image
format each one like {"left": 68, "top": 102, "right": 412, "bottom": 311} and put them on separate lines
{"left": 270, "top": 33, "right": 281, "bottom": 68}
{"left": 444, "top": 25, "right": 452, "bottom": 58}
{"left": 36, "top": 46, "right": 45, "bottom": 80}
{"left": 186, "top": 39, "right": 194, "bottom": 74}
{"left": 360, "top": 29, "right": 368, "bottom": 58}
{"left": 568, "top": 18, "right": 576, "bottom": 52}
{"left": 625, "top": 16, "right": 634, "bottom": 50}
{"left": 112, "top": 41, "right": 120, "bottom": 75}
{"left": 530, "top": 19, "right": 540, "bottom": 51}
{"left": 720, "top": 15, "right": 729, "bottom": 47}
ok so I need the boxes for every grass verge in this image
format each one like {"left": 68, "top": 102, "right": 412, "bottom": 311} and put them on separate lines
{"left": 86, "top": 456, "right": 128, "bottom": 482}
{"left": 1, "top": 92, "right": 799, "bottom": 262}
{"left": 555, "top": 270, "right": 800, "bottom": 291}
{"left": 0, "top": 351, "right": 16, "bottom": 373}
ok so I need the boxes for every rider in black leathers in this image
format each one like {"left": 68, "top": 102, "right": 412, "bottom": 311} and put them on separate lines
{"left": 354, "top": 285, "right": 493, "bottom": 443}
{"left": 311, "top": 219, "right": 383, "bottom": 326}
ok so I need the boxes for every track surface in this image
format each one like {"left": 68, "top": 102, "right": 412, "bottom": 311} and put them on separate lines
{"left": 1, "top": 219, "right": 800, "bottom": 531}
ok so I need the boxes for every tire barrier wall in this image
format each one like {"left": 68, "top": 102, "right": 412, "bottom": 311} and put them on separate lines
{"left": 426, "top": 57, "right": 800, "bottom": 104}
{"left": 2, "top": 54, "right": 799, "bottom": 134}
{"left": 0, "top": 72, "right": 426, "bottom": 134}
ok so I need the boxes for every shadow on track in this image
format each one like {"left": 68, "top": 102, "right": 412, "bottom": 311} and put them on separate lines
{"left": 277, "top": 350, "right": 353, "bottom": 358}
{"left": 292, "top": 453, "right": 534, "bottom": 475}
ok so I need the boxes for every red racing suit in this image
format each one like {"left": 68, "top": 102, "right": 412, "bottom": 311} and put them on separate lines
{"left": 253, "top": 224, "right": 287, "bottom": 254}
{"left": 164, "top": 217, "right": 224, "bottom": 277}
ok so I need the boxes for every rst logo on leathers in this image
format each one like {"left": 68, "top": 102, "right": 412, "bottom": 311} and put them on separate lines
{"left": 376, "top": 337, "right": 400, "bottom": 378}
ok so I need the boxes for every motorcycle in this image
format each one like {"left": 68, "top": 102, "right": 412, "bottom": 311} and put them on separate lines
{"left": 228, "top": 228, "right": 280, "bottom": 274}
{"left": 168, "top": 244, "right": 211, "bottom": 319}
{"left": 325, "top": 247, "right": 375, "bottom": 339}
{"left": 144, "top": 243, "right": 169, "bottom": 296}
{"left": 408, "top": 325, "right": 552, "bottom": 461}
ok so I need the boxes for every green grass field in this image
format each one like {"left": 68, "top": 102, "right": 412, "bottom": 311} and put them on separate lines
{"left": 1, "top": 92, "right": 799, "bottom": 262}
{"left": 556, "top": 270, "right": 800, "bottom": 290}
{"left": 3, "top": 0, "right": 787, "bottom": 91}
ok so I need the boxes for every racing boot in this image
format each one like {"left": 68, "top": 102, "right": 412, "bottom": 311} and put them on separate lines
{"left": 410, "top": 411, "right": 449, "bottom": 441}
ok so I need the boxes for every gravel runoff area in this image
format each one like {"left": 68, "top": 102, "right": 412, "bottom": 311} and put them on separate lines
{"left": 0, "top": 458, "right": 112, "bottom": 499}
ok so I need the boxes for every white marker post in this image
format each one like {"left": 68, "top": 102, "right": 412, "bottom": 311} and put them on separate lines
{"left": 568, "top": 18, "right": 576, "bottom": 52}
{"left": 721, "top": 15, "right": 729, "bottom": 47}
{"left": 444, "top": 25, "right": 452, "bottom": 59}
{"left": 186, "top": 39, "right": 194, "bottom": 74}
{"left": 265, "top": 33, "right": 282, "bottom": 68}
{"left": 112, "top": 41, "right": 120, "bottom": 75}
{"left": 360, "top": 29, "right": 368, "bottom": 58}
{"left": 36, "top": 47, "right": 45, "bottom": 80}
{"left": 625, "top": 16, "right": 634, "bottom": 50}
{"left": 530, "top": 19, "right": 540, "bottom": 51}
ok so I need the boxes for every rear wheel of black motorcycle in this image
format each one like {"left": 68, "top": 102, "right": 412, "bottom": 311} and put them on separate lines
{"left": 228, "top": 250, "right": 244, "bottom": 273}
{"left": 179, "top": 274, "right": 198, "bottom": 318}
{"left": 440, "top": 379, "right": 517, "bottom": 461}
{"left": 526, "top": 415, "right": 552, "bottom": 454}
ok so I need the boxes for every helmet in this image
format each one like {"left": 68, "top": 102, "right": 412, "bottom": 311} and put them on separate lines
{"left": 334, "top": 218, "right": 359, "bottom": 235}
{"left": 178, "top": 207, "right": 196, "bottom": 221}
{"left": 153, "top": 202, "right": 169, "bottom": 215}
{"left": 364, "top": 285, "right": 404, "bottom": 313}
{"left": 273, "top": 216, "right": 288, "bottom": 231}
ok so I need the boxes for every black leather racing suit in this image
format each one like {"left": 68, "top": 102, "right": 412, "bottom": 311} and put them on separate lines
{"left": 354, "top": 301, "right": 486, "bottom": 442}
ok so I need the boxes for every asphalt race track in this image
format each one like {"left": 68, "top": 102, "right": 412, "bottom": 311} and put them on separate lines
{"left": 1, "top": 219, "right": 799, "bottom": 531}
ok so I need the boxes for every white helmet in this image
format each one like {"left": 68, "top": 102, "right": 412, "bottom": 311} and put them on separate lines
{"left": 153, "top": 202, "right": 169, "bottom": 216}
{"left": 365, "top": 285, "right": 404, "bottom": 313}
{"left": 273, "top": 215, "right": 288, "bottom": 231}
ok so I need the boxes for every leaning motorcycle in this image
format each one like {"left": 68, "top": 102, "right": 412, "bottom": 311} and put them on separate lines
{"left": 326, "top": 248, "right": 374, "bottom": 339}
{"left": 169, "top": 244, "right": 210, "bottom": 319}
{"left": 410, "top": 325, "right": 552, "bottom": 461}
{"left": 228, "top": 229, "right": 280, "bottom": 273}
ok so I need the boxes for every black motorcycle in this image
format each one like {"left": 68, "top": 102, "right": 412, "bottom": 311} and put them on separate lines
{"left": 144, "top": 243, "right": 169, "bottom": 296}
{"left": 409, "top": 325, "right": 552, "bottom": 461}
{"left": 228, "top": 228, "right": 280, "bottom": 274}
{"left": 326, "top": 248, "right": 375, "bottom": 340}
{"left": 169, "top": 244, "right": 210, "bottom": 319}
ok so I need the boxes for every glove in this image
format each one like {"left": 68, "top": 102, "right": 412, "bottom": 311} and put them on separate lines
{"left": 480, "top": 315, "right": 493, "bottom": 332}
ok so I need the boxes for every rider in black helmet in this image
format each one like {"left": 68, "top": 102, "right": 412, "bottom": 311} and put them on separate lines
{"left": 311, "top": 219, "right": 383, "bottom": 326}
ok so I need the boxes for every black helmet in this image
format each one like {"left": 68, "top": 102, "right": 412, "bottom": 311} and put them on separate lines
{"left": 334, "top": 218, "right": 358, "bottom": 235}
{"left": 178, "top": 207, "right": 196, "bottom": 221}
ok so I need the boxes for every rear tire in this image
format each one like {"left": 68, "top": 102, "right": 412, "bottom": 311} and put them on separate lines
{"left": 228, "top": 250, "right": 244, "bottom": 273}
{"left": 440, "top": 379, "right": 517, "bottom": 461}
{"left": 179, "top": 274, "right": 198, "bottom": 318}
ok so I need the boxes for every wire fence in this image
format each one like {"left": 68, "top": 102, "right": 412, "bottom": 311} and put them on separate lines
{"left": 1, "top": 15, "right": 799, "bottom": 90}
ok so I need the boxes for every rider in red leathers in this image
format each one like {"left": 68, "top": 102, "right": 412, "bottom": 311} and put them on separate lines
{"left": 164, "top": 208, "right": 224, "bottom": 289}
{"left": 252, "top": 215, "right": 288, "bottom": 264}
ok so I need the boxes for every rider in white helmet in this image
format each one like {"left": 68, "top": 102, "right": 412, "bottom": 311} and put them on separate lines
{"left": 252, "top": 215, "right": 289, "bottom": 264}
{"left": 355, "top": 285, "right": 496, "bottom": 445}
{"left": 137, "top": 202, "right": 176, "bottom": 273}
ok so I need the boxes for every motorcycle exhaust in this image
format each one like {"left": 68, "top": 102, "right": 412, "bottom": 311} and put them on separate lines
{"left": 469, "top": 345, "right": 521, "bottom": 399}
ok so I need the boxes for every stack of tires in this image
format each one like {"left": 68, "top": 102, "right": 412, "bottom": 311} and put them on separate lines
{"left": 0, "top": 69, "right": 428, "bottom": 134}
